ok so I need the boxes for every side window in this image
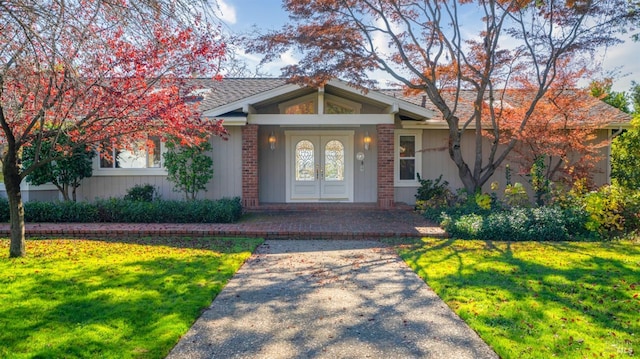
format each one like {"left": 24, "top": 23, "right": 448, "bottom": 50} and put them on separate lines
{"left": 394, "top": 131, "right": 422, "bottom": 186}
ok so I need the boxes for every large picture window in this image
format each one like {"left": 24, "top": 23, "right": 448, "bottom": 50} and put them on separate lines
{"left": 394, "top": 130, "right": 422, "bottom": 186}
{"left": 100, "top": 136, "right": 162, "bottom": 169}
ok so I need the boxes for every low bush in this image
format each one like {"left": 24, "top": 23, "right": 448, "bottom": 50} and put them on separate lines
{"left": 94, "top": 197, "right": 243, "bottom": 223}
{"left": 0, "top": 197, "right": 9, "bottom": 222}
{"left": 442, "top": 207, "right": 593, "bottom": 241}
{"left": 123, "top": 184, "right": 157, "bottom": 202}
{"left": 415, "top": 174, "right": 455, "bottom": 211}
{"left": 0, "top": 197, "right": 242, "bottom": 223}
{"left": 25, "top": 201, "right": 99, "bottom": 223}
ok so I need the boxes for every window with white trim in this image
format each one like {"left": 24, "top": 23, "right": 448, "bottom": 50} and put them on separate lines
{"left": 394, "top": 130, "right": 422, "bottom": 186}
{"left": 100, "top": 136, "right": 162, "bottom": 169}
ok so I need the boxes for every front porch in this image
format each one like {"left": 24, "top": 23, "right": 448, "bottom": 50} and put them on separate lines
{"left": 241, "top": 123, "right": 396, "bottom": 209}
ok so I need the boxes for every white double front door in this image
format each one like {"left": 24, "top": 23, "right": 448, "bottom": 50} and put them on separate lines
{"left": 285, "top": 131, "right": 354, "bottom": 202}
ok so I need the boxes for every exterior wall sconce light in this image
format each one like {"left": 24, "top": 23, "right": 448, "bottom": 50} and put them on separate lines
{"left": 268, "top": 132, "right": 277, "bottom": 150}
{"left": 363, "top": 131, "right": 372, "bottom": 151}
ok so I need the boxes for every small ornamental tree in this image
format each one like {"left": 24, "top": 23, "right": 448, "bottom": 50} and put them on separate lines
{"left": 22, "top": 134, "right": 95, "bottom": 202}
{"left": 496, "top": 65, "right": 621, "bottom": 188}
{"left": 163, "top": 135, "right": 214, "bottom": 201}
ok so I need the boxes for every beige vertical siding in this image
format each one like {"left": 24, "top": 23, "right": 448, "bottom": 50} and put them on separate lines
{"left": 206, "top": 126, "right": 243, "bottom": 199}
{"left": 258, "top": 125, "right": 286, "bottom": 203}
{"left": 353, "top": 125, "right": 378, "bottom": 203}
{"left": 399, "top": 128, "right": 612, "bottom": 205}
{"left": 75, "top": 128, "right": 242, "bottom": 202}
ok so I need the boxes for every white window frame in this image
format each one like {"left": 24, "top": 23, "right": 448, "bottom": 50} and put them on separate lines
{"left": 394, "top": 130, "right": 423, "bottom": 187}
{"left": 94, "top": 137, "right": 167, "bottom": 176}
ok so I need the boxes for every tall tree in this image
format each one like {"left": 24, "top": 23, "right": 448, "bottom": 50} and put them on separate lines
{"left": 590, "top": 78, "right": 630, "bottom": 113}
{"left": 611, "top": 116, "right": 640, "bottom": 189}
{"left": 0, "top": 0, "right": 226, "bottom": 257}
{"left": 250, "top": 0, "right": 637, "bottom": 193}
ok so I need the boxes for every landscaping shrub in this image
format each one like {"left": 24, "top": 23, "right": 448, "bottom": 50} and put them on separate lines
{"left": 442, "top": 207, "right": 592, "bottom": 241}
{"left": 423, "top": 177, "right": 600, "bottom": 241}
{"left": 25, "top": 201, "right": 99, "bottom": 222}
{"left": 1, "top": 197, "right": 242, "bottom": 223}
{"left": 94, "top": 197, "right": 242, "bottom": 223}
{"left": 415, "top": 174, "right": 454, "bottom": 211}
{"left": 565, "top": 183, "right": 640, "bottom": 238}
{"left": 0, "top": 197, "right": 9, "bottom": 222}
{"left": 123, "top": 184, "right": 157, "bottom": 202}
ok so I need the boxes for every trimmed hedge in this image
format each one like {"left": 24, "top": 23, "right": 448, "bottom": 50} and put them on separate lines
{"left": 0, "top": 197, "right": 242, "bottom": 223}
{"left": 441, "top": 206, "right": 593, "bottom": 241}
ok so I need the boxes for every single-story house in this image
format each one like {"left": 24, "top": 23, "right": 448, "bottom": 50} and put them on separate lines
{"left": 4, "top": 78, "right": 631, "bottom": 207}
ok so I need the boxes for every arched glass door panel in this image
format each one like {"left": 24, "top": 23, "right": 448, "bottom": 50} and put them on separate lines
{"left": 324, "top": 140, "right": 344, "bottom": 181}
{"left": 295, "top": 140, "right": 315, "bottom": 181}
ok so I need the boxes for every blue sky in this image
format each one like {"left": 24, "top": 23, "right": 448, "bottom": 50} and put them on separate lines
{"left": 217, "top": 0, "right": 640, "bottom": 92}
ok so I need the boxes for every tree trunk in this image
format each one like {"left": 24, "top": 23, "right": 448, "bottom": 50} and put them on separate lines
{"left": 448, "top": 127, "right": 480, "bottom": 193}
{"left": 3, "top": 156, "right": 26, "bottom": 258}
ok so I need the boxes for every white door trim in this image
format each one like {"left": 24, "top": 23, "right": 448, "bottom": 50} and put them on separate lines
{"left": 285, "top": 130, "right": 355, "bottom": 203}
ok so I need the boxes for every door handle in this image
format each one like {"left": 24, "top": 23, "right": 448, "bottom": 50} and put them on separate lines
{"left": 315, "top": 164, "right": 320, "bottom": 179}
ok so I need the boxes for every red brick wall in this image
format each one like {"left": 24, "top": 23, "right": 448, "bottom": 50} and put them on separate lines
{"left": 377, "top": 124, "right": 395, "bottom": 208}
{"left": 242, "top": 124, "right": 259, "bottom": 209}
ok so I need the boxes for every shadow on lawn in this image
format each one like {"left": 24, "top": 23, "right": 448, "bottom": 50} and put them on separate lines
{"left": 0, "top": 239, "right": 258, "bottom": 358}
{"left": 401, "top": 239, "right": 639, "bottom": 357}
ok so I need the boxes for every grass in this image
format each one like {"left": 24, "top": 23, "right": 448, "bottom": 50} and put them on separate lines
{"left": 0, "top": 237, "right": 263, "bottom": 359}
{"left": 395, "top": 238, "right": 640, "bottom": 359}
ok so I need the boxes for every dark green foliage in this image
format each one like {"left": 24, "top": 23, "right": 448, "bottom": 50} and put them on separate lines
{"left": 0, "top": 197, "right": 9, "bottom": 222}
{"left": 93, "top": 197, "right": 242, "bottom": 223}
{"left": 124, "top": 184, "right": 157, "bottom": 202}
{"left": 611, "top": 116, "right": 640, "bottom": 189}
{"left": 0, "top": 197, "right": 242, "bottom": 223}
{"left": 22, "top": 135, "right": 96, "bottom": 202}
{"left": 442, "top": 207, "right": 592, "bottom": 241}
{"left": 415, "top": 174, "right": 455, "bottom": 212}
{"left": 25, "top": 201, "right": 99, "bottom": 222}
{"left": 529, "top": 156, "right": 551, "bottom": 206}
{"left": 163, "top": 136, "right": 214, "bottom": 200}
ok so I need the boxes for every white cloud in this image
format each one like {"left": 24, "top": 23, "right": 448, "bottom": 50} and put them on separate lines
{"left": 216, "top": 0, "right": 237, "bottom": 25}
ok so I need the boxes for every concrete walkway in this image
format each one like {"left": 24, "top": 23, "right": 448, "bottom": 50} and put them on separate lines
{"left": 167, "top": 240, "right": 497, "bottom": 359}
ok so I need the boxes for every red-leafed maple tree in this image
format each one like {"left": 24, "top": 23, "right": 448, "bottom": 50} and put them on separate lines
{"left": 250, "top": 0, "right": 637, "bottom": 193}
{"left": 1, "top": 1, "right": 226, "bottom": 257}
{"left": 490, "top": 63, "right": 619, "bottom": 187}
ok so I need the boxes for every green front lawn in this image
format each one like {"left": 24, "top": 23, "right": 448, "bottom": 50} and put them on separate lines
{"left": 396, "top": 239, "right": 640, "bottom": 359}
{"left": 0, "top": 237, "right": 263, "bottom": 359}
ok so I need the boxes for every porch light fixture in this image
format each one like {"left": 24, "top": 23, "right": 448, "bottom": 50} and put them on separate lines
{"left": 363, "top": 131, "right": 372, "bottom": 151}
{"left": 268, "top": 131, "right": 277, "bottom": 150}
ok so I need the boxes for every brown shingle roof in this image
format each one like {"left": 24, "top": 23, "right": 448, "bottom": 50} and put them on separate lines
{"left": 189, "top": 78, "right": 289, "bottom": 112}
{"left": 190, "top": 79, "right": 630, "bottom": 126}
{"left": 381, "top": 89, "right": 632, "bottom": 125}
